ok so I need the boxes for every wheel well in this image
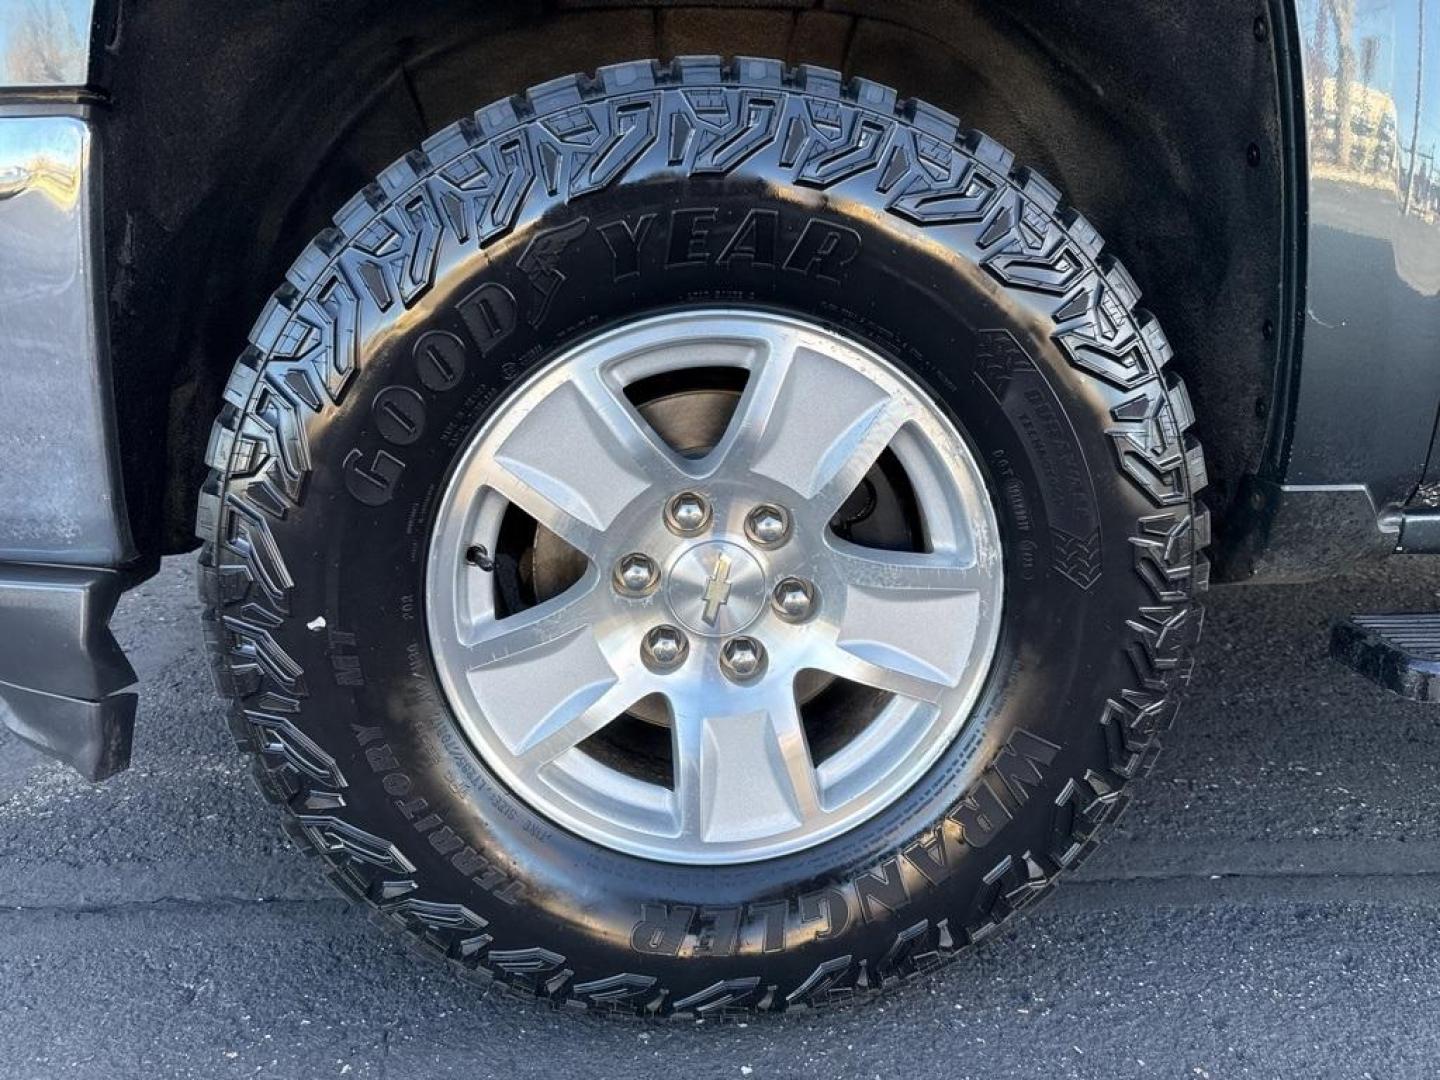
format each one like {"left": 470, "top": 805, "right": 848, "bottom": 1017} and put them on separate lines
{"left": 100, "top": 0, "right": 1283, "bottom": 557}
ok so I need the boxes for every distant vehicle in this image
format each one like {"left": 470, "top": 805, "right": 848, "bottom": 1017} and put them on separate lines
{"left": 1, "top": 0, "right": 1436, "bottom": 1018}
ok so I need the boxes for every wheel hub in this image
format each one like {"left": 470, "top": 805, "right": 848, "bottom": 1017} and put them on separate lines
{"left": 426, "top": 309, "right": 1004, "bottom": 864}
{"left": 667, "top": 540, "right": 767, "bottom": 637}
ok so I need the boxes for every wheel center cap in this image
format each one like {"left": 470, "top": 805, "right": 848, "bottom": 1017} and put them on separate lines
{"left": 667, "top": 540, "right": 767, "bottom": 638}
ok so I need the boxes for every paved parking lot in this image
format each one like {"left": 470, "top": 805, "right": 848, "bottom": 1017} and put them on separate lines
{"left": 3, "top": 555, "right": 1440, "bottom": 1078}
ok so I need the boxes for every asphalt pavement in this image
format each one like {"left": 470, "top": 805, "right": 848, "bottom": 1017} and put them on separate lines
{"left": 4, "top": 554, "right": 1440, "bottom": 1079}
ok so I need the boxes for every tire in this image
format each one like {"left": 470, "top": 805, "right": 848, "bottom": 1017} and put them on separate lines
{"left": 197, "top": 56, "right": 1208, "bottom": 1017}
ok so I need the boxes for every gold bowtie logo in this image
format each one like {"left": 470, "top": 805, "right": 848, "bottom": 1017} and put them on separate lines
{"left": 701, "top": 552, "right": 734, "bottom": 625}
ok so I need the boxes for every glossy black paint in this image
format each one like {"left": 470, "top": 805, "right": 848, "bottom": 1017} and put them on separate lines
{"left": 1225, "top": 0, "right": 1440, "bottom": 577}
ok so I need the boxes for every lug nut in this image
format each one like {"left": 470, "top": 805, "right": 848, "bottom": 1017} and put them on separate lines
{"left": 665, "top": 491, "right": 712, "bottom": 536}
{"left": 642, "top": 625, "right": 689, "bottom": 671}
{"left": 772, "top": 577, "right": 816, "bottom": 622}
{"left": 720, "top": 636, "right": 767, "bottom": 682}
{"left": 745, "top": 504, "right": 790, "bottom": 548}
{"left": 614, "top": 553, "right": 660, "bottom": 596}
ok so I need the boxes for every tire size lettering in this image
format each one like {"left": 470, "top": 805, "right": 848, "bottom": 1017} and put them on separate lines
{"left": 350, "top": 724, "right": 528, "bottom": 906}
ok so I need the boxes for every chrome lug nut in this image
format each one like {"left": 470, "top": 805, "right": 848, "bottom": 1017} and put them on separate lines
{"left": 614, "top": 553, "right": 660, "bottom": 596}
{"left": 665, "top": 491, "right": 712, "bottom": 536}
{"left": 720, "top": 636, "right": 767, "bottom": 682}
{"left": 642, "top": 625, "right": 689, "bottom": 671}
{"left": 772, "top": 577, "right": 816, "bottom": 622}
{"left": 745, "top": 504, "right": 791, "bottom": 548}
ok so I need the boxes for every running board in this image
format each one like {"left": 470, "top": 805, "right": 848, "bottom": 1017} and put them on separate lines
{"left": 1331, "top": 614, "right": 1440, "bottom": 703}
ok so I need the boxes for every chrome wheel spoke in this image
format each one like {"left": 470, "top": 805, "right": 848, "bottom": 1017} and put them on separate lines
{"left": 829, "top": 541, "right": 992, "bottom": 594}
{"left": 488, "top": 374, "right": 679, "bottom": 556}
{"left": 516, "top": 674, "right": 649, "bottom": 767}
{"left": 710, "top": 337, "right": 903, "bottom": 504}
{"left": 460, "top": 574, "right": 602, "bottom": 664}
{"left": 703, "top": 332, "right": 792, "bottom": 470}
{"left": 811, "top": 641, "right": 955, "bottom": 704}
{"left": 573, "top": 368, "right": 693, "bottom": 485}
{"left": 461, "top": 584, "right": 619, "bottom": 756}
{"left": 671, "top": 686, "right": 820, "bottom": 844}
{"left": 807, "top": 397, "right": 910, "bottom": 518}
{"left": 481, "top": 462, "right": 605, "bottom": 557}
{"left": 825, "top": 544, "right": 990, "bottom": 700}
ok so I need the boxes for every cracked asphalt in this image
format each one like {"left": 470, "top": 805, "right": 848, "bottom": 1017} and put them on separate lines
{"left": 4, "top": 554, "right": 1440, "bottom": 1078}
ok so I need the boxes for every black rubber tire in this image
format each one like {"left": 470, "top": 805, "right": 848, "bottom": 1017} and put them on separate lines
{"left": 197, "top": 56, "right": 1209, "bottom": 1018}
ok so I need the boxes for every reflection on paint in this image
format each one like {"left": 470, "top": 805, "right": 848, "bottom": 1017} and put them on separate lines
{"left": 0, "top": 115, "right": 131, "bottom": 564}
{"left": 1286, "top": 0, "right": 1440, "bottom": 508}
{"left": 0, "top": 118, "right": 80, "bottom": 209}
{"left": 1303, "top": 0, "right": 1437, "bottom": 223}
{"left": 0, "top": 0, "right": 91, "bottom": 88}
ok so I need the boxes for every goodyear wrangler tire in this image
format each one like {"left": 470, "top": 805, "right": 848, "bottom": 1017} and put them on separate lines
{"left": 198, "top": 57, "right": 1208, "bottom": 1016}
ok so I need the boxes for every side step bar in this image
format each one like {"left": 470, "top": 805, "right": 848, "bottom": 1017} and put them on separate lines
{"left": 1331, "top": 614, "right": 1440, "bottom": 703}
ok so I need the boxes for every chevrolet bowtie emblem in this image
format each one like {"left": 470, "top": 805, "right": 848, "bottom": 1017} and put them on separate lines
{"left": 700, "top": 552, "right": 734, "bottom": 626}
